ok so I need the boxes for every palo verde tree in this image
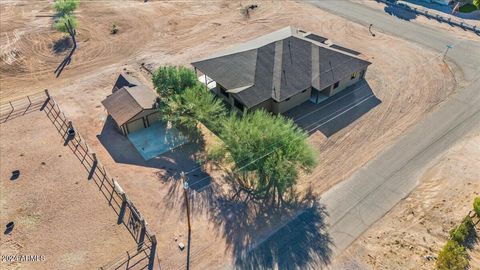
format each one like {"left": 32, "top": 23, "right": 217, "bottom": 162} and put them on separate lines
{"left": 161, "top": 84, "right": 226, "bottom": 133}
{"left": 54, "top": 0, "right": 79, "bottom": 16}
{"left": 152, "top": 66, "right": 197, "bottom": 104}
{"left": 53, "top": 0, "right": 79, "bottom": 33}
{"left": 209, "top": 110, "right": 317, "bottom": 203}
{"left": 152, "top": 66, "right": 225, "bottom": 135}
{"left": 474, "top": 197, "right": 480, "bottom": 217}
{"left": 474, "top": 0, "right": 480, "bottom": 10}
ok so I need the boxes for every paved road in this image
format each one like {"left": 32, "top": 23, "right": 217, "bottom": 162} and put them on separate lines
{"left": 309, "top": 0, "right": 480, "bottom": 257}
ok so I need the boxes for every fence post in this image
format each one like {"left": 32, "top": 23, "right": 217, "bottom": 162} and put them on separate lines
{"left": 148, "top": 235, "right": 157, "bottom": 270}
{"left": 138, "top": 218, "right": 146, "bottom": 251}
{"left": 117, "top": 192, "right": 128, "bottom": 224}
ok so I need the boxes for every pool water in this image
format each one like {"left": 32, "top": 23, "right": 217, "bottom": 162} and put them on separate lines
{"left": 127, "top": 121, "right": 188, "bottom": 160}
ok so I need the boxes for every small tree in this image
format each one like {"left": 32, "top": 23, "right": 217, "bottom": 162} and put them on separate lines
{"left": 152, "top": 66, "right": 197, "bottom": 103}
{"left": 210, "top": 110, "right": 317, "bottom": 203}
{"left": 54, "top": 0, "right": 79, "bottom": 16}
{"left": 54, "top": 15, "right": 78, "bottom": 33}
{"left": 436, "top": 240, "right": 469, "bottom": 270}
{"left": 474, "top": 0, "right": 480, "bottom": 9}
{"left": 474, "top": 197, "right": 480, "bottom": 217}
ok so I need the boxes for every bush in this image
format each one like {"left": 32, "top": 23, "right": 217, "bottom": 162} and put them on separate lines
{"left": 449, "top": 216, "right": 474, "bottom": 244}
{"left": 436, "top": 240, "right": 469, "bottom": 270}
{"left": 54, "top": 15, "right": 78, "bottom": 33}
{"left": 474, "top": 197, "right": 480, "bottom": 217}
{"left": 54, "top": 0, "right": 79, "bottom": 15}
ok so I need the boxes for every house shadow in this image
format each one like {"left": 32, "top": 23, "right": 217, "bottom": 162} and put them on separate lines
{"left": 97, "top": 116, "right": 211, "bottom": 186}
{"left": 284, "top": 80, "right": 381, "bottom": 137}
{"left": 384, "top": 2, "right": 418, "bottom": 21}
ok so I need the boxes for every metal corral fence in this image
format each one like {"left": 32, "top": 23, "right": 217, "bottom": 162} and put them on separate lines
{"left": 377, "top": 0, "right": 480, "bottom": 34}
{"left": 0, "top": 91, "right": 48, "bottom": 123}
{"left": 38, "top": 90, "right": 157, "bottom": 270}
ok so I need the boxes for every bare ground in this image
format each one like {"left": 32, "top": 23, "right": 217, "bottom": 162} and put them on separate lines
{"left": 0, "top": 0, "right": 467, "bottom": 269}
{"left": 333, "top": 127, "right": 480, "bottom": 269}
{"left": 0, "top": 109, "right": 135, "bottom": 270}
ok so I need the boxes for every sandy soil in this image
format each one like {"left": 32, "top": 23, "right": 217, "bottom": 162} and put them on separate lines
{"left": 0, "top": 0, "right": 465, "bottom": 269}
{"left": 333, "top": 128, "right": 480, "bottom": 270}
{"left": 0, "top": 109, "right": 135, "bottom": 270}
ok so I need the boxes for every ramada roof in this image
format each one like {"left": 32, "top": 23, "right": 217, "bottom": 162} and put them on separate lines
{"left": 102, "top": 85, "right": 158, "bottom": 126}
{"left": 191, "top": 26, "right": 372, "bottom": 108}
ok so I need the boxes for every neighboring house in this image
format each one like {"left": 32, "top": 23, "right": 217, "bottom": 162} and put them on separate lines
{"left": 102, "top": 74, "right": 161, "bottom": 135}
{"left": 191, "top": 26, "right": 372, "bottom": 114}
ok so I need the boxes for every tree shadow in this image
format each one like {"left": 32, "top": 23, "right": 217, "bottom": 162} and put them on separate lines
{"left": 52, "top": 36, "right": 73, "bottom": 54}
{"left": 167, "top": 169, "right": 334, "bottom": 270}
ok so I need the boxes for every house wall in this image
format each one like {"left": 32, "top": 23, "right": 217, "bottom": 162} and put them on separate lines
{"left": 272, "top": 88, "right": 311, "bottom": 114}
{"left": 120, "top": 109, "right": 162, "bottom": 135}
{"left": 250, "top": 99, "right": 273, "bottom": 112}
{"left": 329, "top": 68, "right": 366, "bottom": 96}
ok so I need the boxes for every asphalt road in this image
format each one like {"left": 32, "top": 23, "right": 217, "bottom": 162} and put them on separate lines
{"left": 310, "top": 0, "right": 480, "bottom": 257}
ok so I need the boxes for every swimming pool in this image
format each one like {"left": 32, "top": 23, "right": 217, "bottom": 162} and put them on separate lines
{"left": 127, "top": 121, "right": 188, "bottom": 160}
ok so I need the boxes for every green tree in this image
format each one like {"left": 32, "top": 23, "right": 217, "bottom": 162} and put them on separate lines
{"left": 474, "top": 197, "right": 480, "bottom": 217}
{"left": 54, "top": 14, "right": 78, "bottom": 33}
{"left": 436, "top": 240, "right": 469, "bottom": 270}
{"left": 474, "top": 0, "right": 480, "bottom": 9}
{"left": 152, "top": 66, "right": 197, "bottom": 104}
{"left": 449, "top": 216, "right": 474, "bottom": 244}
{"left": 210, "top": 110, "right": 317, "bottom": 203}
{"left": 54, "top": 0, "right": 79, "bottom": 15}
{"left": 162, "top": 84, "right": 226, "bottom": 134}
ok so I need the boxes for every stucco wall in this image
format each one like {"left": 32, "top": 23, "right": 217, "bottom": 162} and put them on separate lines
{"left": 329, "top": 69, "right": 366, "bottom": 96}
{"left": 272, "top": 88, "right": 311, "bottom": 114}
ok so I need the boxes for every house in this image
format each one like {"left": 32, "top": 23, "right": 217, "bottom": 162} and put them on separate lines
{"left": 191, "top": 26, "right": 372, "bottom": 114}
{"left": 102, "top": 74, "right": 161, "bottom": 135}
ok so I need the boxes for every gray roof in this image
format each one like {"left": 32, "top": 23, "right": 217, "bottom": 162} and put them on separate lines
{"left": 102, "top": 85, "right": 158, "bottom": 126}
{"left": 192, "top": 26, "right": 371, "bottom": 108}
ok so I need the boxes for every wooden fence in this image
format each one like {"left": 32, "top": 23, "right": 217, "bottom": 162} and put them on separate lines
{"left": 0, "top": 91, "right": 48, "bottom": 123}
{"left": 39, "top": 90, "right": 157, "bottom": 270}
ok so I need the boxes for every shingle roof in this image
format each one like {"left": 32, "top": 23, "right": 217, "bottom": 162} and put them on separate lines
{"left": 191, "top": 26, "right": 371, "bottom": 108}
{"left": 102, "top": 85, "right": 158, "bottom": 126}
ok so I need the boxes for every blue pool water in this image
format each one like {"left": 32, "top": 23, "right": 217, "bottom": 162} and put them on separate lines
{"left": 127, "top": 121, "right": 188, "bottom": 160}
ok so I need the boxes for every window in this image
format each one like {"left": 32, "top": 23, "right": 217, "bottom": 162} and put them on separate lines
{"left": 334, "top": 81, "right": 340, "bottom": 89}
{"left": 234, "top": 98, "right": 244, "bottom": 111}
{"left": 351, "top": 72, "right": 357, "bottom": 80}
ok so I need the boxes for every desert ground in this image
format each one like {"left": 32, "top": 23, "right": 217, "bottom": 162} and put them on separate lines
{"left": 0, "top": 0, "right": 472, "bottom": 269}
{"left": 0, "top": 108, "right": 135, "bottom": 270}
{"left": 333, "top": 126, "right": 480, "bottom": 270}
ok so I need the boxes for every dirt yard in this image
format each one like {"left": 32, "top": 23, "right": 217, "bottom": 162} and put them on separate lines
{"left": 332, "top": 127, "right": 480, "bottom": 270}
{"left": 0, "top": 108, "right": 135, "bottom": 270}
{"left": 0, "top": 0, "right": 467, "bottom": 269}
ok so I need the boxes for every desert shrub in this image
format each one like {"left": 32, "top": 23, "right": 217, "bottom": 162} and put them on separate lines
{"left": 54, "top": 15, "right": 78, "bottom": 33}
{"left": 474, "top": 197, "right": 480, "bottom": 217}
{"left": 54, "top": 0, "right": 79, "bottom": 15}
{"left": 449, "top": 216, "right": 474, "bottom": 244}
{"left": 210, "top": 110, "right": 317, "bottom": 203}
{"left": 436, "top": 240, "right": 469, "bottom": 270}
